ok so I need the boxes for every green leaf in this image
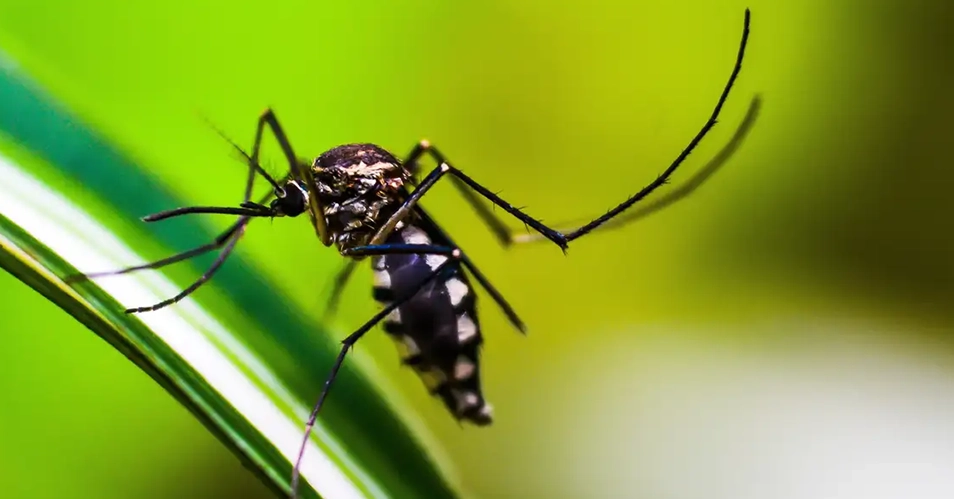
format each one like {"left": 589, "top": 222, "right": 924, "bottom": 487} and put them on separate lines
{"left": 0, "top": 48, "right": 462, "bottom": 499}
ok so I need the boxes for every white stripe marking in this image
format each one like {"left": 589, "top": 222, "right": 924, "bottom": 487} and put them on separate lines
{"left": 452, "top": 389, "right": 479, "bottom": 414}
{"left": 402, "top": 226, "right": 431, "bottom": 245}
{"left": 454, "top": 356, "right": 475, "bottom": 380}
{"left": 457, "top": 313, "right": 477, "bottom": 343}
{"left": 373, "top": 270, "right": 391, "bottom": 289}
{"left": 426, "top": 254, "right": 447, "bottom": 270}
{"left": 445, "top": 278, "right": 469, "bottom": 306}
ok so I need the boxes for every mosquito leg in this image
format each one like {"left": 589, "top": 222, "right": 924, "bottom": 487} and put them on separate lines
{"left": 124, "top": 224, "right": 248, "bottom": 313}
{"left": 139, "top": 204, "right": 271, "bottom": 222}
{"left": 342, "top": 244, "right": 457, "bottom": 258}
{"left": 64, "top": 219, "right": 248, "bottom": 282}
{"left": 402, "top": 140, "right": 517, "bottom": 247}
{"left": 322, "top": 246, "right": 459, "bottom": 320}
{"left": 397, "top": 9, "right": 751, "bottom": 249}
{"left": 253, "top": 109, "right": 331, "bottom": 245}
{"left": 371, "top": 161, "right": 569, "bottom": 250}
{"left": 511, "top": 94, "right": 763, "bottom": 244}
{"left": 457, "top": 251, "right": 524, "bottom": 332}
{"left": 557, "top": 10, "right": 749, "bottom": 242}
{"left": 95, "top": 122, "right": 280, "bottom": 310}
{"left": 116, "top": 108, "right": 335, "bottom": 311}
{"left": 290, "top": 253, "right": 460, "bottom": 499}
{"left": 338, "top": 194, "right": 525, "bottom": 333}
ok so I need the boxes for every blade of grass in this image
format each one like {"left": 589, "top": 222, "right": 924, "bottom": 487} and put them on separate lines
{"left": 0, "top": 43, "right": 462, "bottom": 499}
{"left": 0, "top": 152, "right": 365, "bottom": 499}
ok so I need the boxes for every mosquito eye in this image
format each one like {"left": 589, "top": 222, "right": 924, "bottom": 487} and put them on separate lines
{"left": 273, "top": 184, "right": 306, "bottom": 217}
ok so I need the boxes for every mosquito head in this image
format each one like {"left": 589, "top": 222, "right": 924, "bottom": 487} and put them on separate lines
{"left": 270, "top": 180, "right": 308, "bottom": 217}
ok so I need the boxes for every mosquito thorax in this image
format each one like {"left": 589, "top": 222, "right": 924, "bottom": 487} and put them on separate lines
{"left": 311, "top": 144, "right": 412, "bottom": 250}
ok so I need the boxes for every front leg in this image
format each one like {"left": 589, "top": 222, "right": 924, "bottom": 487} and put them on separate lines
{"left": 252, "top": 109, "right": 333, "bottom": 246}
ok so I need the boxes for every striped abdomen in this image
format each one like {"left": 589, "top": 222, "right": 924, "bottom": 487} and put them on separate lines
{"left": 371, "top": 224, "right": 492, "bottom": 425}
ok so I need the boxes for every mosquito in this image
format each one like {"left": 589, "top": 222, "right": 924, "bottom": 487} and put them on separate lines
{"left": 67, "top": 9, "right": 751, "bottom": 499}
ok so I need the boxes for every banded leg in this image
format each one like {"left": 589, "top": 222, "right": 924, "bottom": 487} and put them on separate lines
{"left": 394, "top": 9, "right": 751, "bottom": 250}
{"left": 291, "top": 249, "right": 461, "bottom": 499}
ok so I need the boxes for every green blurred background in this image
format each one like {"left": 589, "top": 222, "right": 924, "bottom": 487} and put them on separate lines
{"left": 2, "top": 0, "right": 954, "bottom": 498}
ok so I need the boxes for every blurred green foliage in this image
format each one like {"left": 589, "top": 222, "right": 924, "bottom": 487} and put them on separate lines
{"left": 1, "top": 0, "right": 952, "bottom": 498}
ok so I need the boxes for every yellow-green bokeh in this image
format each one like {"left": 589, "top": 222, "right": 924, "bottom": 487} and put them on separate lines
{"left": 1, "top": 0, "right": 953, "bottom": 498}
